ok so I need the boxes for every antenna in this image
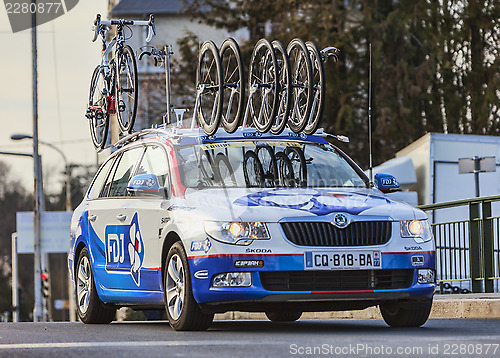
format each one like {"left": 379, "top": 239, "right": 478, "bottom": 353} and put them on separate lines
{"left": 368, "top": 43, "right": 373, "bottom": 186}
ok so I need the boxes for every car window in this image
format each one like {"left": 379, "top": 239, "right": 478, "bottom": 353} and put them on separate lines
{"left": 87, "top": 157, "right": 114, "bottom": 200}
{"left": 135, "top": 145, "right": 170, "bottom": 198}
{"left": 174, "top": 140, "right": 368, "bottom": 189}
{"left": 107, "top": 147, "right": 145, "bottom": 197}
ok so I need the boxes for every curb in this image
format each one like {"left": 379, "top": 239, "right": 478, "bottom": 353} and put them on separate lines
{"left": 214, "top": 294, "right": 500, "bottom": 320}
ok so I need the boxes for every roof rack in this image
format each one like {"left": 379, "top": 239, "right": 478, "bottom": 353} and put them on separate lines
{"left": 110, "top": 124, "right": 350, "bottom": 151}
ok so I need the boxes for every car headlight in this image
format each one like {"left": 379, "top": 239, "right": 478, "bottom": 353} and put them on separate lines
{"left": 400, "top": 220, "right": 433, "bottom": 243}
{"left": 204, "top": 221, "right": 270, "bottom": 245}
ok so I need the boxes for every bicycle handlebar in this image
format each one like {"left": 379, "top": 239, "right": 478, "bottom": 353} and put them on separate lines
{"left": 91, "top": 13, "right": 156, "bottom": 43}
{"left": 91, "top": 14, "right": 101, "bottom": 42}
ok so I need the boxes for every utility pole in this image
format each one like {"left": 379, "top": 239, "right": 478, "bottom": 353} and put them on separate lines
{"left": 32, "top": 0, "right": 45, "bottom": 322}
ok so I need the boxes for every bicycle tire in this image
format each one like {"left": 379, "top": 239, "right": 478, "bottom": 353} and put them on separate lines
{"left": 256, "top": 145, "right": 278, "bottom": 187}
{"left": 275, "top": 152, "right": 295, "bottom": 187}
{"left": 220, "top": 38, "right": 245, "bottom": 133}
{"left": 88, "top": 65, "right": 109, "bottom": 149}
{"left": 303, "top": 41, "right": 325, "bottom": 135}
{"left": 286, "top": 38, "right": 313, "bottom": 133}
{"left": 270, "top": 40, "right": 292, "bottom": 135}
{"left": 285, "top": 146, "right": 307, "bottom": 187}
{"left": 115, "top": 45, "right": 138, "bottom": 134}
{"left": 215, "top": 153, "right": 237, "bottom": 187}
{"left": 248, "top": 39, "right": 279, "bottom": 133}
{"left": 198, "top": 150, "right": 216, "bottom": 187}
{"left": 196, "top": 40, "right": 224, "bottom": 136}
{"left": 243, "top": 150, "right": 264, "bottom": 188}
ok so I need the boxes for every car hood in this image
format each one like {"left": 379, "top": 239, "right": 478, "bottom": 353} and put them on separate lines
{"left": 177, "top": 187, "right": 426, "bottom": 222}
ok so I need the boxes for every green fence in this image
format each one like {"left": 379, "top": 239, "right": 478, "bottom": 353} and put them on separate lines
{"left": 419, "top": 195, "right": 500, "bottom": 293}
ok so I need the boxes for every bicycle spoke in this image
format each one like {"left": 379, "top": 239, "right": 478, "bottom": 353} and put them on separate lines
{"left": 224, "top": 54, "right": 232, "bottom": 81}
{"left": 202, "top": 56, "right": 215, "bottom": 84}
{"left": 227, "top": 66, "right": 238, "bottom": 83}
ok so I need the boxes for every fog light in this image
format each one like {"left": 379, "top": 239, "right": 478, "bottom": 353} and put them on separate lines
{"left": 212, "top": 272, "right": 252, "bottom": 287}
{"left": 417, "top": 269, "right": 435, "bottom": 284}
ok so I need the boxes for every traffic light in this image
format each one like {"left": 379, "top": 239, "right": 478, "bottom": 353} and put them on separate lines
{"left": 41, "top": 270, "right": 50, "bottom": 299}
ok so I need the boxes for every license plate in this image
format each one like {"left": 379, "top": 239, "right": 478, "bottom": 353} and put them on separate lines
{"left": 304, "top": 251, "right": 381, "bottom": 270}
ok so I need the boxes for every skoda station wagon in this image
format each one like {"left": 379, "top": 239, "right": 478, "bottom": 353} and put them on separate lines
{"left": 68, "top": 128, "right": 436, "bottom": 330}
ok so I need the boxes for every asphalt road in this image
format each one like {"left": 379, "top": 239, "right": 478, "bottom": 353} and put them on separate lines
{"left": 1, "top": 319, "right": 499, "bottom": 358}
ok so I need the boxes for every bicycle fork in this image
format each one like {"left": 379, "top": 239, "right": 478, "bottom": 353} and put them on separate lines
{"left": 191, "top": 84, "right": 221, "bottom": 130}
{"left": 241, "top": 84, "right": 272, "bottom": 128}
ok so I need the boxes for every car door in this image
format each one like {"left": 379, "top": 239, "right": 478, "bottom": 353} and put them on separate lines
{"left": 120, "top": 144, "right": 172, "bottom": 292}
{"left": 87, "top": 145, "right": 145, "bottom": 291}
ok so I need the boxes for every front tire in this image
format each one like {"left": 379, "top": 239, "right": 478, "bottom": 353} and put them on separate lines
{"left": 88, "top": 66, "right": 109, "bottom": 150}
{"left": 265, "top": 311, "right": 302, "bottom": 322}
{"left": 379, "top": 300, "right": 433, "bottom": 328}
{"left": 75, "top": 247, "right": 116, "bottom": 324}
{"left": 164, "top": 242, "right": 214, "bottom": 331}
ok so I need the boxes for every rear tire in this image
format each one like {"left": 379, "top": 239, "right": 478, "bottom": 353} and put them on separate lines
{"left": 248, "top": 39, "right": 279, "bottom": 133}
{"left": 380, "top": 300, "right": 433, "bottom": 328}
{"left": 220, "top": 38, "right": 245, "bottom": 133}
{"left": 75, "top": 247, "right": 116, "bottom": 324}
{"left": 270, "top": 40, "right": 292, "bottom": 135}
{"left": 265, "top": 311, "right": 302, "bottom": 322}
{"left": 196, "top": 41, "right": 224, "bottom": 136}
{"left": 303, "top": 41, "right": 325, "bottom": 135}
{"left": 164, "top": 242, "right": 214, "bottom": 331}
{"left": 286, "top": 38, "right": 313, "bottom": 133}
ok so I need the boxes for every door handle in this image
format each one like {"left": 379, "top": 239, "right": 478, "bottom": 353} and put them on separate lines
{"left": 89, "top": 214, "right": 97, "bottom": 222}
{"left": 117, "top": 214, "right": 127, "bottom": 222}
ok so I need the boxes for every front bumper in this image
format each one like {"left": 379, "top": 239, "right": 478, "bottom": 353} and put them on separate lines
{"left": 188, "top": 251, "right": 436, "bottom": 307}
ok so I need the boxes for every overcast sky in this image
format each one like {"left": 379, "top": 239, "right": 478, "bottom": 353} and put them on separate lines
{"left": 0, "top": 0, "right": 108, "bottom": 193}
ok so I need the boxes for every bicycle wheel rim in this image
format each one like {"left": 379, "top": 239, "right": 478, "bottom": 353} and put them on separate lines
{"left": 287, "top": 39, "right": 313, "bottom": 133}
{"left": 116, "top": 45, "right": 138, "bottom": 134}
{"left": 89, "top": 66, "right": 109, "bottom": 149}
{"left": 220, "top": 38, "right": 245, "bottom": 133}
{"left": 196, "top": 41, "right": 223, "bottom": 136}
{"left": 303, "top": 41, "right": 325, "bottom": 135}
{"left": 248, "top": 39, "right": 279, "bottom": 133}
{"left": 270, "top": 40, "right": 292, "bottom": 135}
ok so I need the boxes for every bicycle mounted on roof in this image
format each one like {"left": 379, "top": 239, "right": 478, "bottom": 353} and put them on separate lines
{"left": 86, "top": 13, "right": 156, "bottom": 150}
{"left": 85, "top": 14, "right": 341, "bottom": 150}
{"left": 136, "top": 38, "right": 338, "bottom": 135}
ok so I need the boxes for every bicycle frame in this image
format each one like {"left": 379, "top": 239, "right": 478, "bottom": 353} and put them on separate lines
{"left": 89, "top": 14, "right": 155, "bottom": 116}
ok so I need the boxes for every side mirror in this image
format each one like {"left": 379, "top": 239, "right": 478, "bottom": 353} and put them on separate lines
{"left": 374, "top": 173, "right": 400, "bottom": 193}
{"left": 127, "top": 174, "right": 160, "bottom": 195}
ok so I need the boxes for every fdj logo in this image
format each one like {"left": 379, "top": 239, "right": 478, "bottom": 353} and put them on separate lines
{"left": 191, "top": 238, "right": 211, "bottom": 253}
{"left": 4, "top": 1, "right": 80, "bottom": 33}
{"left": 105, "top": 213, "right": 144, "bottom": 286}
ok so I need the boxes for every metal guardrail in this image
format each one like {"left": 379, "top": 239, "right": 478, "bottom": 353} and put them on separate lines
{"left": 419, "top": 195, "right": 500, "bottom": 293}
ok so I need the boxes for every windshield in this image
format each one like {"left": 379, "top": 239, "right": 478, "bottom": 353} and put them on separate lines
{"left": 174, "top": 140, "right": 368, "bottom": 189}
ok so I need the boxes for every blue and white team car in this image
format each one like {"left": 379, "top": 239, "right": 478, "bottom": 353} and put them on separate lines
{"left": 68, "top": 128, "right": 436, "bottom": 330}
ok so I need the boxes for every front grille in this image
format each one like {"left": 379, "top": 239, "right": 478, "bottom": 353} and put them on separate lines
{"left": 260, "top": 269, "right": 414, "bottom": 291}
{"left": 280, "top": 221, "right": 392, "bottom": 247}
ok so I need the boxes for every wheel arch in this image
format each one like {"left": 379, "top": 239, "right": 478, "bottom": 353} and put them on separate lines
{"left": 73, "top": 239, "right": 88, "bottom": 279}
{"left": 161, "top": 231, "right": 183, "bottom": 281}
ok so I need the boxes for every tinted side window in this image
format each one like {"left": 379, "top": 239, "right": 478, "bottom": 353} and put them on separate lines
{"left": 107, "top": 147, "right": 144, "bottom": 197}
{"left": 87, "top": 158, "right": 115, "bottom": 200}
{"left": 135, "top": 145, "right": 170, "bottom": 198}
